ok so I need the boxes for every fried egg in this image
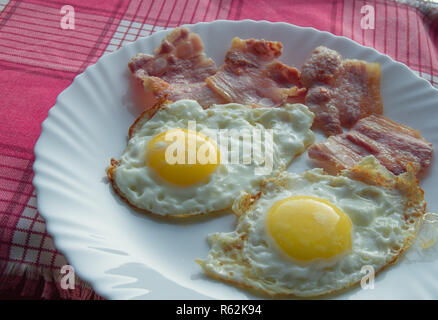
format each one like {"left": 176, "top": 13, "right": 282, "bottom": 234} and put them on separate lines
{"left": 197, "top": 156, "right": 426, "bottom": 296}
{"left": 107, "top": 99, "right": 314, "bottom": 217}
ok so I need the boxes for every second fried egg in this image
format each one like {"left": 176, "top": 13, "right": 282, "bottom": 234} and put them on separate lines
{"left": 197, "top": 157, "right": 426, "bottom": 296}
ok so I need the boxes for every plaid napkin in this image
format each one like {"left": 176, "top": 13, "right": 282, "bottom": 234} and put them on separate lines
{"left": 0, "top": 0, "right": 437, "bottom": 300}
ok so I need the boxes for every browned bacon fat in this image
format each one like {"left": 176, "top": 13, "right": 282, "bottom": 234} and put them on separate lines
{"left": 206, "top": 37, "right": 306, "bottom": 107}
{"left": 129, "top": 28, "right": 306, "bottom": 109}
{"left": 308, "top": 114, "right": 433, "bottom": 177}
{"left": 128, "top": 28, "right": 225, "bottom": 107}
{"left": 301, "top": 46, "right": 383, "bottom": 136}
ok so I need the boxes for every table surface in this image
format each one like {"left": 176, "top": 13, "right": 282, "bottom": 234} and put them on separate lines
{"left": 0, "top": 0, "right": 437, "bottom": 300}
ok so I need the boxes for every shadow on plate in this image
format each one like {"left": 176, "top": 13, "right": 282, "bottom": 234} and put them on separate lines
{"left": 105, "top": 262, "right": 212, "bottom": 299}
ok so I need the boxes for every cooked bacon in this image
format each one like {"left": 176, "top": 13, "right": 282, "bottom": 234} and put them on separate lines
{"left": 308, "top": 114, "right": 433, "bottom": 177}
{"left": 205, "top": 37, "right": 306, "bottom": 107}
{"left": 301, "top": 46, "right": 383, "bottom": 136}
{"left": 128, "top": 28, "right": 225, "bottom": 107}
{"left": 129, "top": 30, "right": 306, "bottom": 109}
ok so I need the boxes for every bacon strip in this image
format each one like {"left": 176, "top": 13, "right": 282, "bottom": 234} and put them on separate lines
{"left": 129, "top": 29, "right": 306, "bottom": 109}
{"left": 301, "top": 46, "right": 383, "bottom": 136}
{"left": 206, "top": 37, "right": 306, "bottom": 107}
{"left": 128, "top": 28, "right": 225, "bottom": 107}
{"left": 308, "top": 114, "right": 433, "bottom": 177}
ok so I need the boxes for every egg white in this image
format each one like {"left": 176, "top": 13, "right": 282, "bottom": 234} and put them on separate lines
{"left": 110, "top": 99, "right": 315, "bottom": 216}
{"left": 197, "top": 156, "right": 426, "bottom": 296}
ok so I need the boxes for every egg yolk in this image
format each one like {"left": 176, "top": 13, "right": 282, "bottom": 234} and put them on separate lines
{"left": 146, "top": 129, "right": 220, "bottom": 186}
{"left": 267, "top": 196, "right": 352, "bottom": 261}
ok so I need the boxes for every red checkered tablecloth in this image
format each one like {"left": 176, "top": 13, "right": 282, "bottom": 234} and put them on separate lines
{"left": 0, "top": 0, "right": 437, "bottom": 300}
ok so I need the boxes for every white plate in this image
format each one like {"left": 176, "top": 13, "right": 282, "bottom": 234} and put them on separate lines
{"left": 33, "top": 20, "right": 438, "bottom": 300}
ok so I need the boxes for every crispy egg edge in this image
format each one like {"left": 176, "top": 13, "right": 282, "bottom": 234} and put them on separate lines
{"left": 107, "top": 100, "right": 315, "bottom": 218}
{"left": 196, "top": 157, "right": 427, "bottom": 297}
